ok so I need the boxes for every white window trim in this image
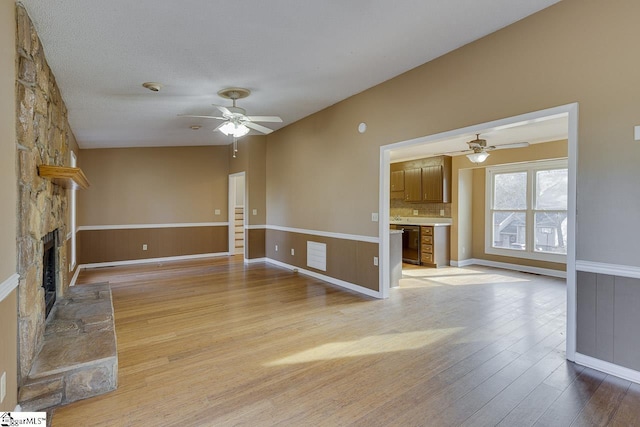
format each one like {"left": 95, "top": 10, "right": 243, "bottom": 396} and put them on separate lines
{"left": 485, "top": 158, "right": 568, "bottom": 264}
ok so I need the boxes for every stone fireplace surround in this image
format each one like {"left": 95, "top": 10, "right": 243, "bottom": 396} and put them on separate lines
{"left": 15, "top": 6, "right": 118, "bottom": 411}
{"left": 16, "top": 4, "right": 72, "bottom": 385}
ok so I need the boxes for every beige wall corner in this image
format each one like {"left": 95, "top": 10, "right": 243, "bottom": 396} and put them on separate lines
{"left": 0, "top": 1, "right": 17, "bottom": 411}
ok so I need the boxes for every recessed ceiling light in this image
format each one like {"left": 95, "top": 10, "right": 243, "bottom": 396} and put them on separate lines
{"left": 142, "top": 82, "right": 163, "bottom": 92}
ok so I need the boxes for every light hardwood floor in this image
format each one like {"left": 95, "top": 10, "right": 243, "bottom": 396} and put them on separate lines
{"left": 52, "top": 257, "right": 640, "bottom": 426}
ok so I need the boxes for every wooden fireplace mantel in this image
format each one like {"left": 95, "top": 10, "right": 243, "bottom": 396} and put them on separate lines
{"left": 37, "top": 165, "right": 90, "bottom": 190}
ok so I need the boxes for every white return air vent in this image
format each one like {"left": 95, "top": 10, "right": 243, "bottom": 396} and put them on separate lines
{"left": 307, "top": 241, "right": 327, "bottom": 271}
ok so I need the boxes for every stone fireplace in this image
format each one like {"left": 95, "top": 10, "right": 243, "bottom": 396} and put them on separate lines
{"left": 16, "top": 5, "right": 73, "bottom": 383}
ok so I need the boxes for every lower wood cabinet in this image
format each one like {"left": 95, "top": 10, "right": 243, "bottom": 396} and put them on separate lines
{"left": 420, "top": 225, "right": 450, "bottom": 268}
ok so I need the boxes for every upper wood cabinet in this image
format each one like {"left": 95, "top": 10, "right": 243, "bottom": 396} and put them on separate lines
{"left": 422, "top": 156, "right": 451, "bottom": 203}
{"left": 421, "top": 165, "right": 442, "bottom": 202}
{"left": 404, "top": 168, "right": 422, "bottom": 202}
{"left": 390, "top": 170, "right": 405, "bottom": 192}
{"left": 390, "top": 156, "right": 451, "bottom": 203}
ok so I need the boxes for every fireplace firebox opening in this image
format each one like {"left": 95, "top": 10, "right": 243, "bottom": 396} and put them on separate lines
{"left": 42, "top": 229, "right": 58, "bottom": 319}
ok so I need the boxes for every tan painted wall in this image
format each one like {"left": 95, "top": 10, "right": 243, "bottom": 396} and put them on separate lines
{"left": 453, "top": 140, "right": 568, "bottom": 270}
{"left": 229, "top": 136, "right": 267, "bottom": 226}
{"left": 266, "top": 0, "right": 640, "bottom": 268}
{"left": 0, "top": 1, "right": 17, "bottom": 411}
{"left": 78, "top": 146, "right": 229, "bottom": 225}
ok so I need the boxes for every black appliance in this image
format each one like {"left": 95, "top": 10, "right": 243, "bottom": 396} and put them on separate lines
{"left": 391, "top": 224, "right": 420, "bottom": 265}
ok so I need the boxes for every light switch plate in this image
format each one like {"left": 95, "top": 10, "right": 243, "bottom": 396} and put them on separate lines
{"left": 635, "top": 125, "right": 640, "bottom": 141}
{"left": 142, "top": 244, "right": 147, "bottom": 251}
{"left": 291, "top": 248, "right": 295, "bottom": 255}
{"left": 214, "top": 209, "right": 221, "bottom": 215}
{"left": 413, "top": 210, "right": 419, "bottom": 216}
{"left": 371, "top": 213, "right": 379, "bottom": 222}
{"left": 252, "top": 209, "right": 257, "bottom": 215}
{"left": 373, "top": 256, "right": 379, "bottom": 266}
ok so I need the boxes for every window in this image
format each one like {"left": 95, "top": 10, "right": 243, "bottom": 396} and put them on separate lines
{"left": 486, "top": 159, "right": 567, "bottom": 262}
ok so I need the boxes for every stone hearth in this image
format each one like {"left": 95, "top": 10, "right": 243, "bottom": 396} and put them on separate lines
{"left": 19, "top": 283, "right": 118, "bottom": 411}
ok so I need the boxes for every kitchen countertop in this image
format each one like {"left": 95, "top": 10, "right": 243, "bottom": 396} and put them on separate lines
{"left": 390, "top": 217, "right": 452, "bottom": 227}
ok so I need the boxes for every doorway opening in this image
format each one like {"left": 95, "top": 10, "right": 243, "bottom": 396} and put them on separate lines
{"left": 228, "top": 172, "right": 246, "bottom": 256}
{"left": 378, "top": 103, "right": 578, "bottom": 361}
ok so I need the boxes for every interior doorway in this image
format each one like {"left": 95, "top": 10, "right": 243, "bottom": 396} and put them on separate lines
{"left": 378, "top": 103, "right": 578, "bottom": 361}
{"left": 228, "top": 172, "right": 246, "bottom": 256}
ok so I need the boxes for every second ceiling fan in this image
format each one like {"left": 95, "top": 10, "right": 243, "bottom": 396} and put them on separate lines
{"left": 445, "top": 134, "right": 529, "bottom": 163}
{"left": 179, "top": 87, "right": 282, "bottom": 137}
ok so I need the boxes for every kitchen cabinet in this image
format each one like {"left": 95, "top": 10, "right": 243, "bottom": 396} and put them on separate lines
{"left": 422, "top": 156, "right": 451, "bottom": 203}
{"left": 390, "top": 170, "right": 405, "bottom": 200}
{"left": 420, "top": 225, "right": 450, "bottom": 268}
{"left": 404, "top": 168, "right": 422, "bottom": 202}
{"left": 390, "top": 156, "right": 451, "bottom": 203}
{"left": 421, "top": 165, "right": 442, "bottom": 202}
{"left": 391, "top": 170, "right": 405, "bottom": 192}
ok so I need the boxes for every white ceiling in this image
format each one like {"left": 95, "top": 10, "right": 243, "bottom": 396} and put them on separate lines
{"left": 20, "top": 0, "right": 561, "bottom": 149}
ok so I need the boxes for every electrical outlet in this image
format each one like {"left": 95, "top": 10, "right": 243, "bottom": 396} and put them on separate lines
{"left": 373, "top": 256, "right": 379, "bottom": 266}
{"left": 440, "top": 209, "right": 445, "bottom": 216}
{"left": 291, "top": 248, "right": 295, "bottom": 255}
{"left": 1, "top": 371, "right": 6, "bottom": 403}
{"left": 142, "top": 244, "right": 148, "bottom": 251}
{"left": 214, "top": 209, "right": 221, "bottom": 215}
{"left": 371, "top": 212, "right": 379, "bottom": 222}
{"left": 413, "top": 210, "right": 419, "bottom": 216}
{"left": 275, "top": 245, "right": 278, "bottom": 252}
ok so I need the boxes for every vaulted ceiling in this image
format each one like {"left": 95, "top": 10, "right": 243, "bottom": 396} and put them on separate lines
{"left": 20, "top": 0, "right": 561, "bottom": 149}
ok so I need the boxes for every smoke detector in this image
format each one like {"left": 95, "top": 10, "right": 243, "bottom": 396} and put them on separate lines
{"left": 142, "top": 82, "right": 163, "bottom": 92}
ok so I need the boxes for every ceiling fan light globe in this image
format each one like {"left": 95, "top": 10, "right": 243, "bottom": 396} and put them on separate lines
{"left": 219, "top": 121, "right": 250, "bottom": 137}
{"left": 466, "top": 151, "right": 490, "bottom": 163}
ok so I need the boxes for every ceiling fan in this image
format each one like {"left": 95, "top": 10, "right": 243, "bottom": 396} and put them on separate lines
{"left": 178, "top": 87, "right": 282, "bottom": 137}
{"left": 446, "top": 134, "right": 529, "bottom": 163}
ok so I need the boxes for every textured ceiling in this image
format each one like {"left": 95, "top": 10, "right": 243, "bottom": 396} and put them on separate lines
{"left": 20, "top": 0, "right": 561, "bottom": 149}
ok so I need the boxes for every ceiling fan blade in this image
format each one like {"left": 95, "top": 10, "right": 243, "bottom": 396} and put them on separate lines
{"left": 178, "top": 114, "right": 225, "bottom": 120}
{"left": 244, "top": 121, "right": 274, "bottom": 134}
{"left": 437, "top": 149, "right": 471, "bottom": 156}
{"left": 246, "top": 115, "right": 283, "bottom": 123}
{"left": 214, "top": 105, "right": 232, "bottom": 116}
{"left": 489, "top": 141, "right": 530, "bottom": 150}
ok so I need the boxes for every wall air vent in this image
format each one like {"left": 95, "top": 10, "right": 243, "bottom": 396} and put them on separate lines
{"left": 307, "top": 241, "right": 327, "bottom": 271}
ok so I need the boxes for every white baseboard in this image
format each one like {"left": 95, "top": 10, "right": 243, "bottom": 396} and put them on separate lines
{"left": 78, "top": 252, "right": 230, "bottom": 270}
{"left": 244, "top": 257, "right": 266, "bottom": 264}
{"left": 575, "top": 353, "right": 640, "bottom": 385}
{"left": 450, "top": 259, "right": 474, "bottom": 268}
{"left": 0, "top": 273, "right": 20, "bottom": 303}
{"left": 69, "top": 264, "right": 82, "bottom": 287}
{"left": 266, "top": 258, "right": 382, "bottom": 299}
{"left": 450, "top": 258, "right": 566, "bottom": 278}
